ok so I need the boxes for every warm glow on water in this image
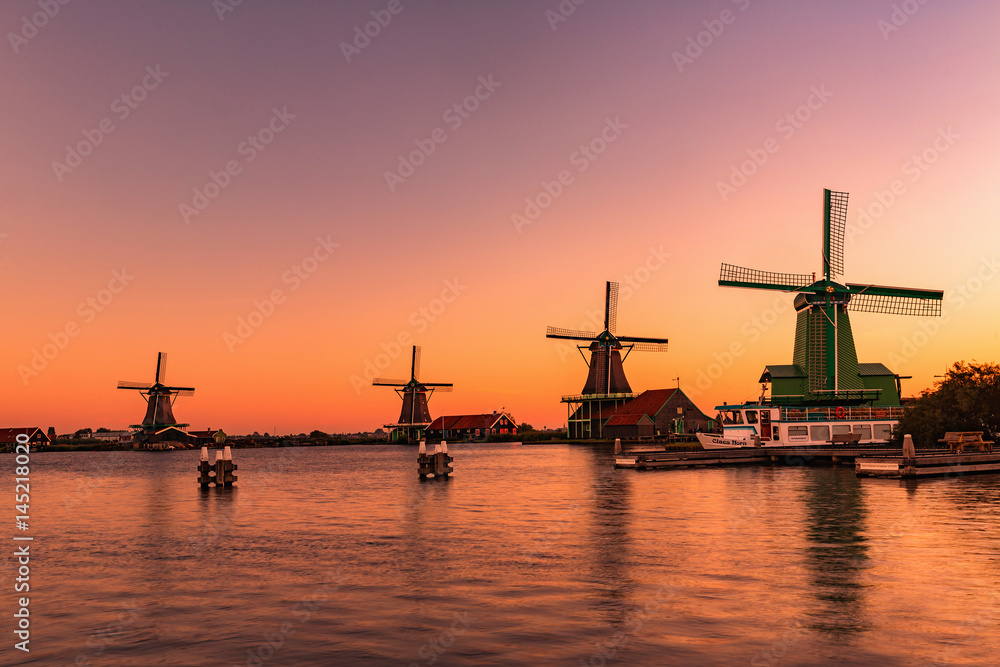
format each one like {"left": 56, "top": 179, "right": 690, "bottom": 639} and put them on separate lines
{"left": 9, "top": 445, "right": 1000, "bottom": 666}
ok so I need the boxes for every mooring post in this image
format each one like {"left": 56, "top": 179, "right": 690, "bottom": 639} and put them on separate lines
{"left": 614, "top": 438, "right": 622, "bottom": 455}
{"left": 902, "top": 434, "right": 916, "bottom": 477}
{"left": 198, "top": 446, "right": 212, "bottom": 489}
{"left": 435, "top": 440, "right": 453, "bottom": 477}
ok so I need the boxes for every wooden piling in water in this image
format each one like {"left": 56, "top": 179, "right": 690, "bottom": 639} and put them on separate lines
{"left": 418, "top": 440, "right": 453, "bottom": 479}
{"left": 198, "top": 445, "right": 237, "bottom": 488}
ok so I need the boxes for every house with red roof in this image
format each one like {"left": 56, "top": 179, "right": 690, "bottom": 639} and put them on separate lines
{"left": 425, "top": 411, "right": 516, "bottom": 441}
{"left": 603, "top": 389, "right": 715, "bottom": 440}
{"left": 0, "top": 427, "right": 50, "bottom": 452}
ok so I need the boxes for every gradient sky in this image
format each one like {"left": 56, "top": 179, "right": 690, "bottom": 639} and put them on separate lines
{"left": 3, "top": 0, "right": 999, "bottom": 434}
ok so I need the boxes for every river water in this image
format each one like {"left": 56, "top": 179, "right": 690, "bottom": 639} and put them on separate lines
{"left": 4, "top": 444, "right": 1000, "bottom": 666}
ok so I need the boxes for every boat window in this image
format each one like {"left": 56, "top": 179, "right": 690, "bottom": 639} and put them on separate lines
{"left": 832, "top": 425, "right": 852, "bottom": 435}
{"left": 772, "top": 426, "right": 779, "bottom": 439}
{"left": 873, "top": 423, "right": 892, "bottom": 441}
{"left": 722, "top": 410, "right": 743, "bottom": 425}
{"left": 745, "top": 410, "right": 758, "bottom": 424}
{"left": 811, "top": 425, "right": 830, "bottom": 442}
{"left": 788, "top": 426, "right": 808, "bottom": 437}
{"left": 853, "top": 424, "right": 872, "bottom": 440}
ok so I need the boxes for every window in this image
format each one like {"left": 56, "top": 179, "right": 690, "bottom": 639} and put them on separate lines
{"left": 475, "top": 429, "right": 480, "bottom": 437}
{"left": 788, "top": 426, "right": 808, "bottom": 438}
{"left": 810, "top": 425, "right": 830, "bottom": 442}
{"left": 854, "top": 424, "right": 872, "bottom": 441}
{"left": 677, "top": 407, "right": 683, "bottom": 415}
{"left": 873, "top": 424, "right": 892, "bottom": 441}
{"left": 832, "top": 425, "right": 852, "bottom": 436}
{"left": 772, "top": 426, "right": 779, "bottom": 440}
{"left": 746, "top": 410, "right": 758, "bottom": 424}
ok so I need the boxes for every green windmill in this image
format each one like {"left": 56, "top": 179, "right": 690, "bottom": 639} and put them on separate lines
{"left": 719, "top": 189, "right": 943, "bottom": 406}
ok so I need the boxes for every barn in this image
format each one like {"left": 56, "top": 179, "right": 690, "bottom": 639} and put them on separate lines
{"left": 603, "top": 389, "right": 715, "bottom": 439}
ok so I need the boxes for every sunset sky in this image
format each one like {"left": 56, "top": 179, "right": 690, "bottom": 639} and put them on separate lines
{"left": 3, "top": 0, "right": 999, "bottom": 434}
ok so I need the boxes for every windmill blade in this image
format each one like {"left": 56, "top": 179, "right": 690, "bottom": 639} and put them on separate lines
{"left": 624, "top": 342, "right": 669, "bottom": 352}
{"left": 824, "top": 189, "right": 849, "bottom": 279}
{"left": 162, "top": 386, "right": 195, "bottom": 393}
{"left": 719, "top": 264, "right": 814, "bottom": 291}
{"left": 428, "top": 385, "right": 453, "bottom": 393}
{"left": 846, "top": 284, "right": 943, "bottom": 316}
{"left": 595, "top": 351, "right": 607, "bottom": 394}
{"left": 605, "top": 281, "right": 619, "bottom": 334}
{"left": 411, "top": 346, "right": 421, "bottom": 382}
{"left": 422, "top": 382, "right": 454, "bottom": 387}
{"left": 173, "top": 389, "right": 195, "bottom": 397}
{"left": 155, "top": 352, "right": 167, "bottom": 384}
{"left": 117, "top": 381, "right": 152, "bottom": 389}
{"left": 617, "top": 335, "right": 669, "bottom": 345}
{"left": 546, "top": 326, "right": 597, "bottom": 341}
{"left": 372, "top": 378, "right": 408, "bottom": 386}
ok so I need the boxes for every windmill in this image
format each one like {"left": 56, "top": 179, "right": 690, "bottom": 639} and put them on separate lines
{"left": 373, "top": 346, "right": 452, "bottom": 443}
{"left": 547, "top": 281, "right": 669, "bottom": 438}
{"left": 719, "top": 188, "right": 943, "bottom": 405}
{"left": 118, "top": 352, "right": 195, "bottom": 434}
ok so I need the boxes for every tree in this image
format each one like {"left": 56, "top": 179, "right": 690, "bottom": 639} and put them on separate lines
{"left": 47, "top": 427, "right": 56, "bottom": 439}
{"left": 517, "top": 423, "right": 535, "bottom": 433}
{"left": 894, "top": 361, "right": 1000, "bottom": 448}
{"left": 310, "top": 430, "right": 328, "bottom": 439}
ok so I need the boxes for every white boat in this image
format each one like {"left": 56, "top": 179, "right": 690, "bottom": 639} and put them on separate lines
{"left": 696, "top": 404, "right": 904, "bottom": 449}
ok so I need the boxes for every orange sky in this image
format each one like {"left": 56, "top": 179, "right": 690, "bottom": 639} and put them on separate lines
{"left": 3, "top": 1, "right": 999, "bottom": 434}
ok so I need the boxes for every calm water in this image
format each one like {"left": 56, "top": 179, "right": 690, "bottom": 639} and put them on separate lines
{"left": 4, "top": 444, "right": 1000, "bottom": 666}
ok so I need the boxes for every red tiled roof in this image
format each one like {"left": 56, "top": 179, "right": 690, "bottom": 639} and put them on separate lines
{"left": 605, "top": 413, "right": 652, "bottom": 426}
{"left": 0, "top": 427, "right": 46, "bottom": 443}
{"left": 616, "top": 389, "right": 677, "bottom": 417}
{"left": 428, "top": 414, "right": 510, "bottom": 430}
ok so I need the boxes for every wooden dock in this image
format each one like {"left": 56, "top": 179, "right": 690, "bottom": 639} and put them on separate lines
{"left": 614, "top": 442, "right": 1000, "bottom": 478}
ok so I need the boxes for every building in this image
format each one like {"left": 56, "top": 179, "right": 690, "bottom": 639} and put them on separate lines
{"left": 602, "top": 389, "right": 716, "bottom": 440}
{"left": 425, "top": 412, "right": 516, "bottom": 441}
{"left": 91, "top": 430, "right": 134, "bottom": 442}
{"left": 0, "top": 427, "right": 50, "bottom": 452}
{"left": 189, "top": 428, "right": 228, "bottom": 444}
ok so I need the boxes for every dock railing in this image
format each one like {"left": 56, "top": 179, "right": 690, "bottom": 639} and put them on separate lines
{"left": 779, "top": 406, "right": 906, "bottom": 422}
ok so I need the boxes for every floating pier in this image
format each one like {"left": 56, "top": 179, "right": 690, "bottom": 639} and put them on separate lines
{"left": 198, "top": 446, "right": 238, "bottom": 488}
{"left": 614, "top": 437, "right": 1000, "bottom": 478}
{"left": 417, "top": 440, "right": 453, "bottom": 479}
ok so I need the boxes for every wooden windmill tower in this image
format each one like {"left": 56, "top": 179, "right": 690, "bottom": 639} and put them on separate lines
{"left": 118, "top": 352, "right": 196, "bottom": 440}
{"left": 547, "top": 281, "right": 669, "bottom": 438}
{"left": 373, "top": 346, "right": 452, "bottom": 443}
{"left": 719, "top": 188, "right": 943, "bottom": 405}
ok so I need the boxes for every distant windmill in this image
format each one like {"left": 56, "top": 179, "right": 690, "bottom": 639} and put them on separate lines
{"left": 118, "top": 352, "right": 195, "bottom": 432}
{"left": 719, "top": 188, "right": 943, "bottom": 403}
{"left": 373, "top": 346, "right": 452, "bottom": 443}
{"left": 547, "top": 281, "right": 669, "bottom": 438}
{"left": 547, "top": 281, "right": 669, "bottom": 395}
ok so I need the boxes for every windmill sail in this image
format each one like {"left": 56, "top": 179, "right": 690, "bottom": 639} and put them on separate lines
{"left": 718, "top": 188, "right": 943, "bottom": 404}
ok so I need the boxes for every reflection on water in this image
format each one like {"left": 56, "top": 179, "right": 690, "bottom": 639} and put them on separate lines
{"left": 801, "top": 467, "right": 870, "bottom": 637}
{"left": 5, "top": 445, "right": 1000, "bottom": 666}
